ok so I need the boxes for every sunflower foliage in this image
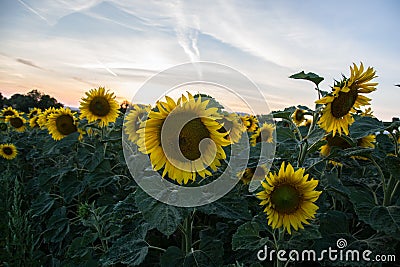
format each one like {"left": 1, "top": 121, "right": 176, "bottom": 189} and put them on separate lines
{"left": 0, "top": 64, "right": 399, "bottom": 267}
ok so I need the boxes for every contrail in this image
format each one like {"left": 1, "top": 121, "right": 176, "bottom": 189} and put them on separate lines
{"left": 97, "top": 60, "right": 118, "bottom": 77}
{"left": 17, "top": 0, "right": 49, "bottom": 22}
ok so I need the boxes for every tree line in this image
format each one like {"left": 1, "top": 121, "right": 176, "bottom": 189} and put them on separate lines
{"left": 0, "top": 90, "right": 64, "bottom": 112}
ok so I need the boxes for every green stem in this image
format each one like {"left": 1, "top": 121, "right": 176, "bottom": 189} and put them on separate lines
{"left": 390, "top": 181, "right": 400, "bottom": 204}
{"left": 390, "top": 133, "right": 399, "bottom": 157}
{"left": 276, "top": 229, "right": 285, "bottom": 267}
{"left": 370, "top": 157, "right": 387, "bottom": 206}
{"left": 182, "top": 212, "right": 194, "bottom": 255}
{"left": 385, "top": 175, "right": 395, "bottom": 206}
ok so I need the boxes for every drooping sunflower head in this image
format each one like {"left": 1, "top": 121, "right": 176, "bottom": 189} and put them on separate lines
{"left": 316, "top": 62, "right": 377, "bottom": 136}
{"left": 1, "top": 107, "right": 19, "bottom": 119}
{"left": 217, "top": 113, "right": 246, "bottom": 144}
{"left": 241, "top": 115, "right": 259, "bottom": 132}
{"left": 137, "top": 93, "right": 230, "bottom": 184}
{"left": 256, "top": 162, "right": 321, "bottom": 234}
{"left": 28, "top": 107, "right": 41, "bottom": 119}
{"left": 5, "top": 115, "right": 26, "bottom": 132}
{"left": 37, "top": 107, "right": 57, "bottom": 128}
{"left": 238, "top": 165, "right": 268, "bottom": 185}
{"left": 291, "top": 109, "right": 306, "bottom": 125}
{"left": 0, "top": 143, "right": 18, "bottom": 160}
{"left": 250, "top": 123, "right": 275, "bottom": 146}
{"left": 79, "top": 87, "right": 119, "bottom": 127}
{"left": 124, "top": 104, "right": 151, "bottom": 144}
{"left": 46, "top": 108, "right": 78, "bottom": 140}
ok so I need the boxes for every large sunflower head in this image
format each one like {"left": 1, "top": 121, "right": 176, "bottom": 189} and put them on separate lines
{"left": 124, "top": 104, "right": 151, "bottom": 144}
{"left": 1, "top": 107, "right": 19, "bottom": 119}
{"left": 316, "top": 62, "right": 377, "bottom": 136}
{"left": 137, "top": 93, "right": 231, "bottom": 184}
{"left": 46, "top": 108, "right": 78, "bottom": 140}
{"left": 238, "top": 165, "right": 268, "bottom": 185}
{"left": 5, "top": 115, "right": 26, "bottom": 132}
{"left": 291, "top": 109, "right": 306, "bottom": 126}
{"left": 37, "top": 107, "right": 57, "bottom": 128}
{"left": 241, "top": 115, "right": 259, "bottom": 132}
{"left": 256, "top": 162, "right": 321, "bottom": 234}
{"left": 217, "top": 113, "right": 246, "bottom": 144}
{"left": 320, "top": 135, "right": 352, "bottom": 157}
{"left": 0, "top": 143, "right": 18, "bottom": 160}
{"left": 79, "top": 87, "right": 119, "bottom": 127}
{"left": 250, "top": 123, "right": 275, "bottom": 146}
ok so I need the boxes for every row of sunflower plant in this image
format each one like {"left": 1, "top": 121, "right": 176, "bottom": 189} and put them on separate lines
{"left": 1, "top": 62, "right": 399, "bottom": 266}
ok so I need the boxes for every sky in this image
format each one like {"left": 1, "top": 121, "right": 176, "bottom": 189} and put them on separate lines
{"left": 0, "top": 0, "right": 399, "bottom": 120}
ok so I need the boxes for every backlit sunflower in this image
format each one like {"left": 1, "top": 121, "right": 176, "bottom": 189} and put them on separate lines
{"left": 291, "top": 109, "right": 306, "bottom": 125}
{"left": 124, "top": 104, "right": 151, "bottom": 144}
{"left": 241, "top": 115, "right": 259, "bottom": 132}
{"left": 0, "top": 143, "right": 18, "bottom": 160}
{"left": 37, "top": 107, "right": 57, "bottom": 128}
{"left": 46, "top": 108, "right": 78, "bottom": 140}
{"left": 79, "top": 87, "right": 119, "bottom": 127}
{"left": 1, "top": 107, "right": 19, "bottom": 118}
{"left": 238, "top": 165, "right": 268, "bottom": 185}
{"left": 28, "top": 107, "right": 41, "bottom": 119}
{"left": 217, "top": 113, "right": 246, "bottom": 144}
{"left": 137, "top": 93, "right": 230, "bottom": 184}
{"left": 256, "top": 162, "right": 321, "bottom": 234}
{"left": 316, "top": 63, "right": 377, "bottom": 136}
{"left": 250, "top": 123, "right": 275, "bottom": 146}
{"left": 5, "top": 115, "right": 26, "bottom": 132}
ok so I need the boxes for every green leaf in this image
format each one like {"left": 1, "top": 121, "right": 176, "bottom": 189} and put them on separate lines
{"left": 306, "top": 126, "right": 325, "bottom": 145}
{"left": 319, "top": 211, "right": 349, "bottom": 235}
{"left": 232, "top": 222, "right": 270, "bottom": 251}
{"left": 347, "top": 185, "right": 376, "bottom": 224}
{"left": 276, "top": 126, "right": 296, "bottom": 143}
{"left": 289, "top": 71, "right": 324, "bottom": 86}
{"left": 135, "top": 188, "right": 184, "bottom": 236}
{"left": 272, "top": 106, "right": 296, "bottom": 120}
{"left": 369, "top": 206, "right": 400, "bottom": 237}
{"left": 385, "top": 156, "right": 400, "bottom": 181}
{"left": 349, "top": 116, "right": 384, "bottom": 139}
{"left": 197, "top": 190, "right": 251, "bottom": 220}
{"left": 101, "top": 223, "right": 149, "bottom": 266}
{"left": 31, "top": 193, "right": 55, "bottom": 217}
{"left": 160, "top": 247, "right": 185, "bottom": 267}
{"left": 60, "top": 173, "right": 86, "bottom": 203}
{"left": 342, "top": 147, "right": 374, "bottom": 157}
{"left": 43, "top": 206, "right": 70, "bottom": 243}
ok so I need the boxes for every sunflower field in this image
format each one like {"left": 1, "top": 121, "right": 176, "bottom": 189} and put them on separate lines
{"left": 1, "top": 63, "right": 399, "bottom": 267}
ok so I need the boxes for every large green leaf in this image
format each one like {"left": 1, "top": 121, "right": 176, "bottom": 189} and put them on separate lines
{"left": 101, "top": 223, "right": 149, "bottom": 266}
{"left": 43, "top": 206, "right": 70, "bottom": 243}
{"left": 385, "top": 156, "right": 400, "bottom": 181}
{"left": 160, "top": 246, "right": 185, "bottom": 267}
{"left": 289, "top": 71, "right": 324, "bottom": 86}
{"left": 135, "top": 188, "right": 185, "bottom": 236}
{"left": 347, "top": 185, "right": 376, "bottom": 224}
{"left": 369, "top": 206, "right": 400, "bottom": 238}
{"left": 31, "top": 193, "right": 55, "bottom": 217}
{"left": 349, "top": 116, "right": 384, "bottom": 139}
{"left": 232, "top": 222, "right": 271, "bottom": 251}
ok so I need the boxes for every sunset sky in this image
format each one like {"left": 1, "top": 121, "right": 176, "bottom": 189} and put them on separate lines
{"left": 0, "top": 0, "right": 399, "bottom": 120}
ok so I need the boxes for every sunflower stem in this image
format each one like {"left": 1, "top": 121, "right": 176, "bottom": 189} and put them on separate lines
{"left": 390, "top": 132, "right": 399, "bottom": 157}
{"left": 275, "top": 229, "right": 285, "bottom": 267}
{"left": 390, "top": 181, "right": 400, "bottom": 204}
{"left": 384, "top": 175, "right": 395, "bottom": 206}
{"left": 370, "top": 157, "right": 388, "bottom": 206}
{"left": 182, "top": 211, "right": 194, "bottom": 255}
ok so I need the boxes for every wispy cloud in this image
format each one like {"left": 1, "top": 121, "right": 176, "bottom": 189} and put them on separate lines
{"left": 16, "top": 0, "right": 49, "bottom": 23}
{"left": 16, "top": 58, "right": 44, "bottom": 70}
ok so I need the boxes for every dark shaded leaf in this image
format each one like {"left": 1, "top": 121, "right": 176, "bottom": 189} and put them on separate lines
{"left": 290, "top": 71, "right": 324, "bottom": 86}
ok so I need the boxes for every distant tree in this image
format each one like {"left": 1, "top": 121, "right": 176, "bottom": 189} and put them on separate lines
{"left": 119, "top": 100, "right": 130, "bottom": 114}
{"left": 0, "top": 89, "right": 63, "bottom": 112}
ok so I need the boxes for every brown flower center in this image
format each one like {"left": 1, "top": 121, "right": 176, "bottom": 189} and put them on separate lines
{"left": 326, "top": 135, "right": 351, "bottom": 149}
{"left": 3, "top": 110, "right": 15, "bottom": 116}
{"left": 179, "top": 118, "right": 210, "bottom": 160}
{"left": 56, "top": 115, "right": 77, "bottom": 135}
{"left": 271, "top": 184, "right": 301, "bottom": 214}
{"left": 89, "top": 96, "right": 111, "bottom": 117}
{"left": 10, "top": 117, "right": 24, "bottom": 128}
{"left": 331, "top": 88, "right": 358, "bottom": 118}
{"left": 3, "top": 146, "right": 13, "bottom": 155}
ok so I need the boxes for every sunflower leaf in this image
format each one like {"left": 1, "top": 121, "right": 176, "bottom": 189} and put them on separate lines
{"left": 369, "top": 206, "right": 400, "bottom": 238}
{"left": 385, "top": 156, "right": 400, "bottom": 181}
{"left": 349, "top": 116, "right": 385, "bottom": 139}
{"left": 289, "top": 71, "right": 324, "bottom": 86}
{"left": 232, "top": 221, "right": 271, "bottom": 251}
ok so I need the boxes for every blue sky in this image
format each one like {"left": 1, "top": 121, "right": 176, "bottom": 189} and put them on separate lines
{"left": 0, "top": 0, "right": 399, "bottom": 119}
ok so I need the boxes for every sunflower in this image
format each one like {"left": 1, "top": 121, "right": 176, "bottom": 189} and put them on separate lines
{"left": 250, "top": 123, "right": 275, "bottom": 146}
{"left": 360, "top": 107, "right": 374, "bottom": 117}
{"left": 137, "top": 93, "right": 230, "bottom": 184}
{"left": 320, "top": 134, "right": 375, "bottom": 157}
{"left": 238, "top": 165, "right": 268, "bottom": 185}
{"left": 316, "top": 63, "right": 377, "bottom": 136}
{"left": 28, "top": 107, "right": 41, "bottom": 119}
{"left": 0, "top": 143, "right": 18, "bottom": 160}
{"left": 5, "top": 115, "right": 26, "bottom": 132}
{"left": 29, "top": 116, "right": 40, "bottom": 128}
{"left": 217, "top": 113, "right": 246, "bottom": 144}
{"left": 46, "top": 108, "right": 78, "bottom": 140}
{"left": 241, "top": 115, "right": 259, "bottom": 132}
{"left": 124, "top": 104, "right": 151, "bottom": 144}
{"left": 37, "top": 107, "right": 57, "bottom": 128}
{"left": 1, "top": 107, "right": 19, "bottom": 118}
{"left": 291, "top": 109, "right": 306, "bottom": 126}
{"left": 79, "top": 87, "right": 119, "bottom": 127}
{"left": 256, "top": 162, "right": 321, "bottom": 234}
